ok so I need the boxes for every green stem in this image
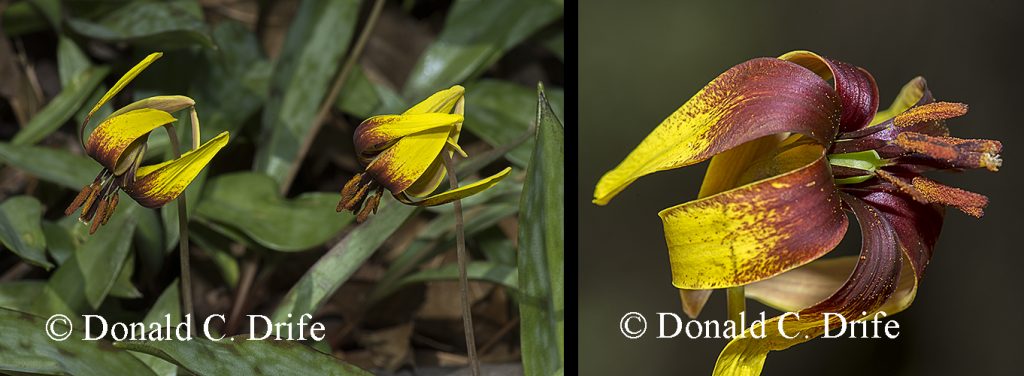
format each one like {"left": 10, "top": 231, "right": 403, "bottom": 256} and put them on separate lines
{"left": 726, "top": 286, "right": 745, "bottom": 327}
{"left": 164, "top": 125, "right": 194, "bottom": 326}
{"left": 442, "top": 152, "right": 480, "bottom": 376}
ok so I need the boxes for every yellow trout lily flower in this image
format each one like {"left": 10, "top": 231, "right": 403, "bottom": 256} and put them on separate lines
{"left": 338, "top": 85, "right": 511, "bottom": 222}
{"left": 593, "top": 51, "right": 1001, "bottom": 375}
{"left": 64, "top": 52, "right": 230, "bottom": 234}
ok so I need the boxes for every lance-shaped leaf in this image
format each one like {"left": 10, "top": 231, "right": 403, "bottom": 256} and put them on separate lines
{"left": 0, "top": 308, "right": 155, "bottom": 375}
{"left": 0, "top": 196, "right": 50, "bottom": 269}
{"left": 66, "top": 0, "right": 213, "bottom": 50}
{"left": 127, "top": 131, "right": 229, "bottom": 208}
{"left": 518, "top": 84, "right": 564, "bottom": 375}
{"left": 713, "top": 194, "right": 902, "bottom": 376}
{"left": 195, "top": 172, "right": 353, "bottom": 252}
{"left": 659, "top": 144, "right": 848, "bottom": 289}
{"left": 12, "top": 65, "right": 109, "bottom": 146}
{"left": 593, "top": 57, "right": 841, "bottom": 205}
{"left": 0, "top": 142, "right": 98, "bottom": 189}
{"left": 780, "top": 50, "right": 879, "bottom": 132}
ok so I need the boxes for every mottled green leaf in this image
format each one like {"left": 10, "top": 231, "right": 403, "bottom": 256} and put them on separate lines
{"left": 335, "top": 64, "right": 406, "bottom": 118}
{"left": 42, "top": 221, "right": 75, "bottom": 266}
{"left": 518, "top": 84, "right": 564, "bottom": 375}
{"left": 0, "top": 142, "right": 99, "bottom": 189}
{"left": 116, "top": 336, "right": 371, "bottom": 376}
{"left": 57, "top": 36, "right": 114, "bottom": 129}
{"left": 109, "top": 252, "right": 141, "bottom": 299}
{"left": 134, "top": 281, "right": 180, "bottom": 376}
{"left": 464, "top": 80, "right": 564, "bottom": 167}
{"left": 387, "top": 261, "right": 518, "bottom": 302}
{"left": 255, "top": 0, "right": 360, "bottom": 188}
{"left": 272, "top": 201, "right": 417, "bottom": 323}
{"left": 195, "top": 172, "right": 352, "bottom": 252}
{"left": 66, "top": 0, "right": 213, "bottom": 49}
{"left": 48, "top": 199, "right": 139, "bottom": 311}
{"left": 403, "top": 0, "right": 563, "bottom": 100}
{"left": 0, "top": 307, "right": 155, "bottom": 376}
{"left": 0, "top": 196, "right": 50, "bottom": 269}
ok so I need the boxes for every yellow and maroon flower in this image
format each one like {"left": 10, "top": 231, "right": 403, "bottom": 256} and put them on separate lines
{"left": 338, "top": 85, "right": 511, "bottom": 222}
{"left": 593, "top": 50, "right": 1000, "bottom": 375}
{"left": 65, "top": 52, "right": 229, "bottom": 234}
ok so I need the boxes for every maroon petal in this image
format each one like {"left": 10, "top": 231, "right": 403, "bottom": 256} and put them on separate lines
{"left": 802, "top": 193, "right": 902, "bottom": 316}
{"left": 854, "top": 191, "right": 944, "bottom": 280}
{"left": 781, "top": 51, "right": 879, "bottom": 132}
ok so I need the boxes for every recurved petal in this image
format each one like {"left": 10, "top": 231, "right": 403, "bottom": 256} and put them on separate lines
{"left": 869, "top": 76, "right": 929, "bottom": 126}
{"left": 396, "top": 167, "right": 511, "bottom": 206}
{"left": 354, "top": 113, "right": 463, "bottom": 156}
{"left": 659, "top": 145, "right": 848, "bottom": 289}
{"left": 85, "top": 108, "right": 176, "bottom": 172}
{"left": 593, "top": 57, "right": 840, "bottom": 205}
{"left": 712, "top": 193, "right": 903, "bottom": 376}
{"left": 780, "top": 50, "right": 879, "bottom": 132}
{"left": 87, "top": 52, "right": 162, "bottom": 120}
{"left": 403, "top": 85, "right": 465, "bottom": 116}
{"left": 366, "top": 127, "right": 451, "bottom": 195}
{"left": 126, "top": 132, "right": 229, "bottom": 208}
{"left": 108, "top": 95, "right": 195, "bottom": 119}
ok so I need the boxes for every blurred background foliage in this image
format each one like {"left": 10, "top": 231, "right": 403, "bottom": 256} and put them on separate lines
{"left": 0, "top": 0, "right": 563, "bottom": 374}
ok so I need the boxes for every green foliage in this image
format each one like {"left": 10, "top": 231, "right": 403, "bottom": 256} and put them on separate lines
{"left": 0, "top": 0, "right": 563, "bottom": 373}
{"left": 518, "top": 85, "right": 565, "bottom": 375}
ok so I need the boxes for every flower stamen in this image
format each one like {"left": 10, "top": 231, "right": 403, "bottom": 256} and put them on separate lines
{"left": 893, "top": 101, "right": 968, "bottom": 128}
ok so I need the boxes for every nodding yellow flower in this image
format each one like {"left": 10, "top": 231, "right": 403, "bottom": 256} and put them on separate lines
{"left": 338, "top": 85, "right": 511, "bottom": 222}
{"left": 64, "top": 52, "right": 229, "bottom": 234}
{"left": 594, "top": 51, "right": 1001, "bottom": 375}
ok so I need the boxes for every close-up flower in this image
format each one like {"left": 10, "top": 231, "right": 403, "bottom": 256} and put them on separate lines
{"left": 64, "top": 52, "right": 229, "bottom": 234}
{"left": 593, "top": 50, "right": 1001, "bottom": 375}
{"left": 338, "top": 85, "right": 512, "bottom": 222}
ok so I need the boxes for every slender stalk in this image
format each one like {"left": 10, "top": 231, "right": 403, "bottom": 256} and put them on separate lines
{"left": 442, "top": 153, "right": 480, "bottom": 376}
{"left": 726, "top": 286, "right": 745, "bottom": 328}
{"left": 164, "top": 125, "right": 194, "bottom": 326}
{"left": 281, "top": 0, "right": 387, "bottom": 193}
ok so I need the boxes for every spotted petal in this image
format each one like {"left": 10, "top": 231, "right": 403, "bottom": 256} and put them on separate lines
{"left": 593, "top": 57, "right": 841, "bottom": 205}
{"left": 713, "top": 194, "right": 903, "bottom": 376}
{"left": 353, "top": 113, "right": 463, "bottom": 158}
{"left": 126, "top": 132, "right": 230, "bottom": 208}
{"left": 85, "top": 108, "right": 176, "bottom": 173}
{"left": 659, "top": 144, "right": 848, "bottom": 289}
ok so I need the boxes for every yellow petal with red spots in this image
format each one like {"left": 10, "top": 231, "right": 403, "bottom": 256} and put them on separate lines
{"left": 354, "top": 113, "right": 462, "bottom": 156}
{"left": 365, "top": 126, "right": 451, "bottom": 195}
{"left": 659, "top": 144, "right": 848, "bottom": 289}
{"left": 126, "top": 132, "right": 229, "bottom": 208}
{"left": 85, "top": 108, "right": 176, "bottom": 173}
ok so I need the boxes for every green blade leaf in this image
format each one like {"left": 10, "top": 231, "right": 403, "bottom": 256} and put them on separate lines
{"left": 48, "top": 199, "right": 140, "bottom": 311}
{"left": 0, "top": 307, "right": 155, "bottom": 376}
{"left": 272, "top": 201, "right": 417, "bottom": 323}
{"left": 395, "top": 261, "right": 518, "bottom": 294}
{"left": 402, "top": 0, "right": 563, "bottom": 100}
{"left": 254, "top": 0, "right": 360, "bottom": 188}
{"left": 134, "top": 280, "right": 180, "bottom": 376}
{"left": 0, "top": 196, "right": 50, "bottom": 269}
{"left": 194, "top": 172, "right": 353, "bottom": 252}
{"left": 11, "top": 65, "right": 109, "bottom": 146}
{"left": 517, "top": 83, "right": 564, "bottom": 375}
{"left": 0, "top": 142, "right": 99, "bottom": 189}
{"left": 464, "top": 80, "right": 564, "bottom": 167}
{"left": 66, "top": 0, "right": 214, "bottom": 49}
{"left": 116, "top": 336, "right": 372, "bottom": 376}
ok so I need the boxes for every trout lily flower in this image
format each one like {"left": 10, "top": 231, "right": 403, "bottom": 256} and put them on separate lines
{"left": 65, "top": 52, "right": 229, "bottom": 234}
{"left": 593, "top": 51, "right": 1001, "bottom": 375}
{"left": 338, "top": 85, "right": 511, "bottom": 222}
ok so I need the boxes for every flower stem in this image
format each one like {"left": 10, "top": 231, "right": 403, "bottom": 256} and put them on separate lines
{"left": 726, "top": 286, "right": 745, "bottom": 328}
{"left": 164, "top": 125, "right": 194, "bottom": 327}
{"left": 441, "top": 152, "right": 480, "bottom": 376}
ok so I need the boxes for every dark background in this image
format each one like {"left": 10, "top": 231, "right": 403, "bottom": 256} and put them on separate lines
{"left": 580, "top": 1, "right": 1021, "bottom": 374}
